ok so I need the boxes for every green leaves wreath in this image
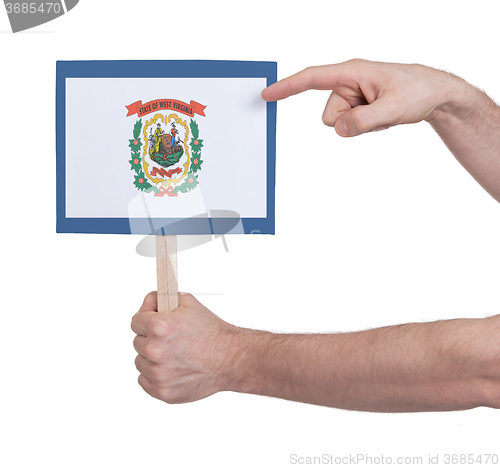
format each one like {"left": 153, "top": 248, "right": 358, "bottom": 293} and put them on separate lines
{"left": 129, "top": 118, "right": 203, "bottom": 194}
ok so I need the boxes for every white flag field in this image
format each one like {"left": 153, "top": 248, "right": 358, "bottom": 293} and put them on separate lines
{"left": 56, "top": 60, "right": 277, "bottom": 235}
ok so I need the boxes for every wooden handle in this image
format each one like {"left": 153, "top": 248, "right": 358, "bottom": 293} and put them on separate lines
{"left": 156, "top": 235, "right": 178, "bottom": 312}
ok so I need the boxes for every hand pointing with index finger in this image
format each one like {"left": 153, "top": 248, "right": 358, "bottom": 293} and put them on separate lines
{"left": 261, "top": 59, "right": 460, "bottom": 137}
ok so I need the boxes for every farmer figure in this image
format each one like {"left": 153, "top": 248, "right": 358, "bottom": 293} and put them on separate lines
{"left": 170, "top": 123, "right": 179, "bottom": 147}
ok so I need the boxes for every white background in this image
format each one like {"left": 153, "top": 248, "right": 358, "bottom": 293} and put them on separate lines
{"left": 1, "top": 1, "right": 500, "bottom": 467}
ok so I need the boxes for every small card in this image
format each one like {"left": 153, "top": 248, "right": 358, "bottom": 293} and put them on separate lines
{"left": 56, "top": 60, "right": 277, "bottom": 235}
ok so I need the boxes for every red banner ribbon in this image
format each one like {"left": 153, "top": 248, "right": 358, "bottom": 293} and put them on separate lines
{"left": 126, "top": 99, "right": 206, "bottom": 118}
{"left": 151, "top": 166, "right": 183, "bottom": 179}
{"left": 154, "top": 186, "right": 178, "bottom": 197}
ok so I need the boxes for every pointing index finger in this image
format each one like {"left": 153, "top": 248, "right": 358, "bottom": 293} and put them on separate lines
{"left": 262, "top": 65, "right": 342, "bottom": 102}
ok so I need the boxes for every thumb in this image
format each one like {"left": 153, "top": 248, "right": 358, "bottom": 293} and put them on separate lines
{"left": 335, "top": 98, "right": 397, "bottom": 137}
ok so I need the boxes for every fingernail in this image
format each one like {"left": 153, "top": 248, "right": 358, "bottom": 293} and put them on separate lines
{"left": 336, "top": 118, "right": 350, "bottom": 137}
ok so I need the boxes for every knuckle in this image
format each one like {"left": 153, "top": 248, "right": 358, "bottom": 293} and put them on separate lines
{"left": 179, "top": 292, "right": 197, "bottom": 307}
{"left": 137, "top": 374, "right": 147, "bottom": 389}
{"left": 322, "top": 110, "right": 335, "bottom": 127}
{"left": 132, "top": 335, "right": 140, "bottom": 349}
{"left": 180, "top": 292, "right": 194, "bottom": 301}
{"left": 149, "top": 365, "right": 166, "bottom": 383}
{"left": 347, "top": 58, "right": 365, "bottom": 66}
{"left": 304, "top": 66, "right": 318, "bottom": 88}
{"left": 142, "top": 291, "right": 157, "bottom": 308}
{"left": 148, "top": 315, "right": 169, "bottom": 338}
{"left": 142, "top": 379, "right": 165, "bottom": 401}
{"left": 349, "top": 108, "right": 369, "bottom": 132}
{"left": 146, "top": 291, "right": 157, "bottom": 301}
{"left": 143, "top": 342, "right": 163, "bottom": 362}
{"left": 134, "top": 354, "right": 142, "bottom": 369}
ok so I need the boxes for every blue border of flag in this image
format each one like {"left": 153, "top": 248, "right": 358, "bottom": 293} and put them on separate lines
{"left": 56, "top": 60, "right": 277, "bottom": 235}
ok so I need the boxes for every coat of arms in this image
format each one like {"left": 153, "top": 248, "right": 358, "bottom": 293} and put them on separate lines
{"left": 126, "top": 98, "right": 206, "bottom": 197}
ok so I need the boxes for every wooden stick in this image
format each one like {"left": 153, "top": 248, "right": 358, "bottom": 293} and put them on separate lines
{"left": 156, "top": 235, "right": 178, "bottom": 312}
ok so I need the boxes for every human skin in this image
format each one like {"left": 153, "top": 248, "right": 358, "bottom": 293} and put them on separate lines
{"left": 132, "top": 292, "right": 500, "bottom": 411}
{"left": 262, "top": 59, "right": 500, "bottom": 202}
{"left": 132, "top": 60, "right": 500, "bottom": 412}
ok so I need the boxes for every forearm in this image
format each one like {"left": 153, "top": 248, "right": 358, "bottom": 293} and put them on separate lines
{"left": 428, "top": 74, "right": 500, "bottom": 202}
{"left": 263, "top": 61, "right": 500, "bottom": 202}
{"left": 227, "top": 315, "right": 500, "bottom": 412}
